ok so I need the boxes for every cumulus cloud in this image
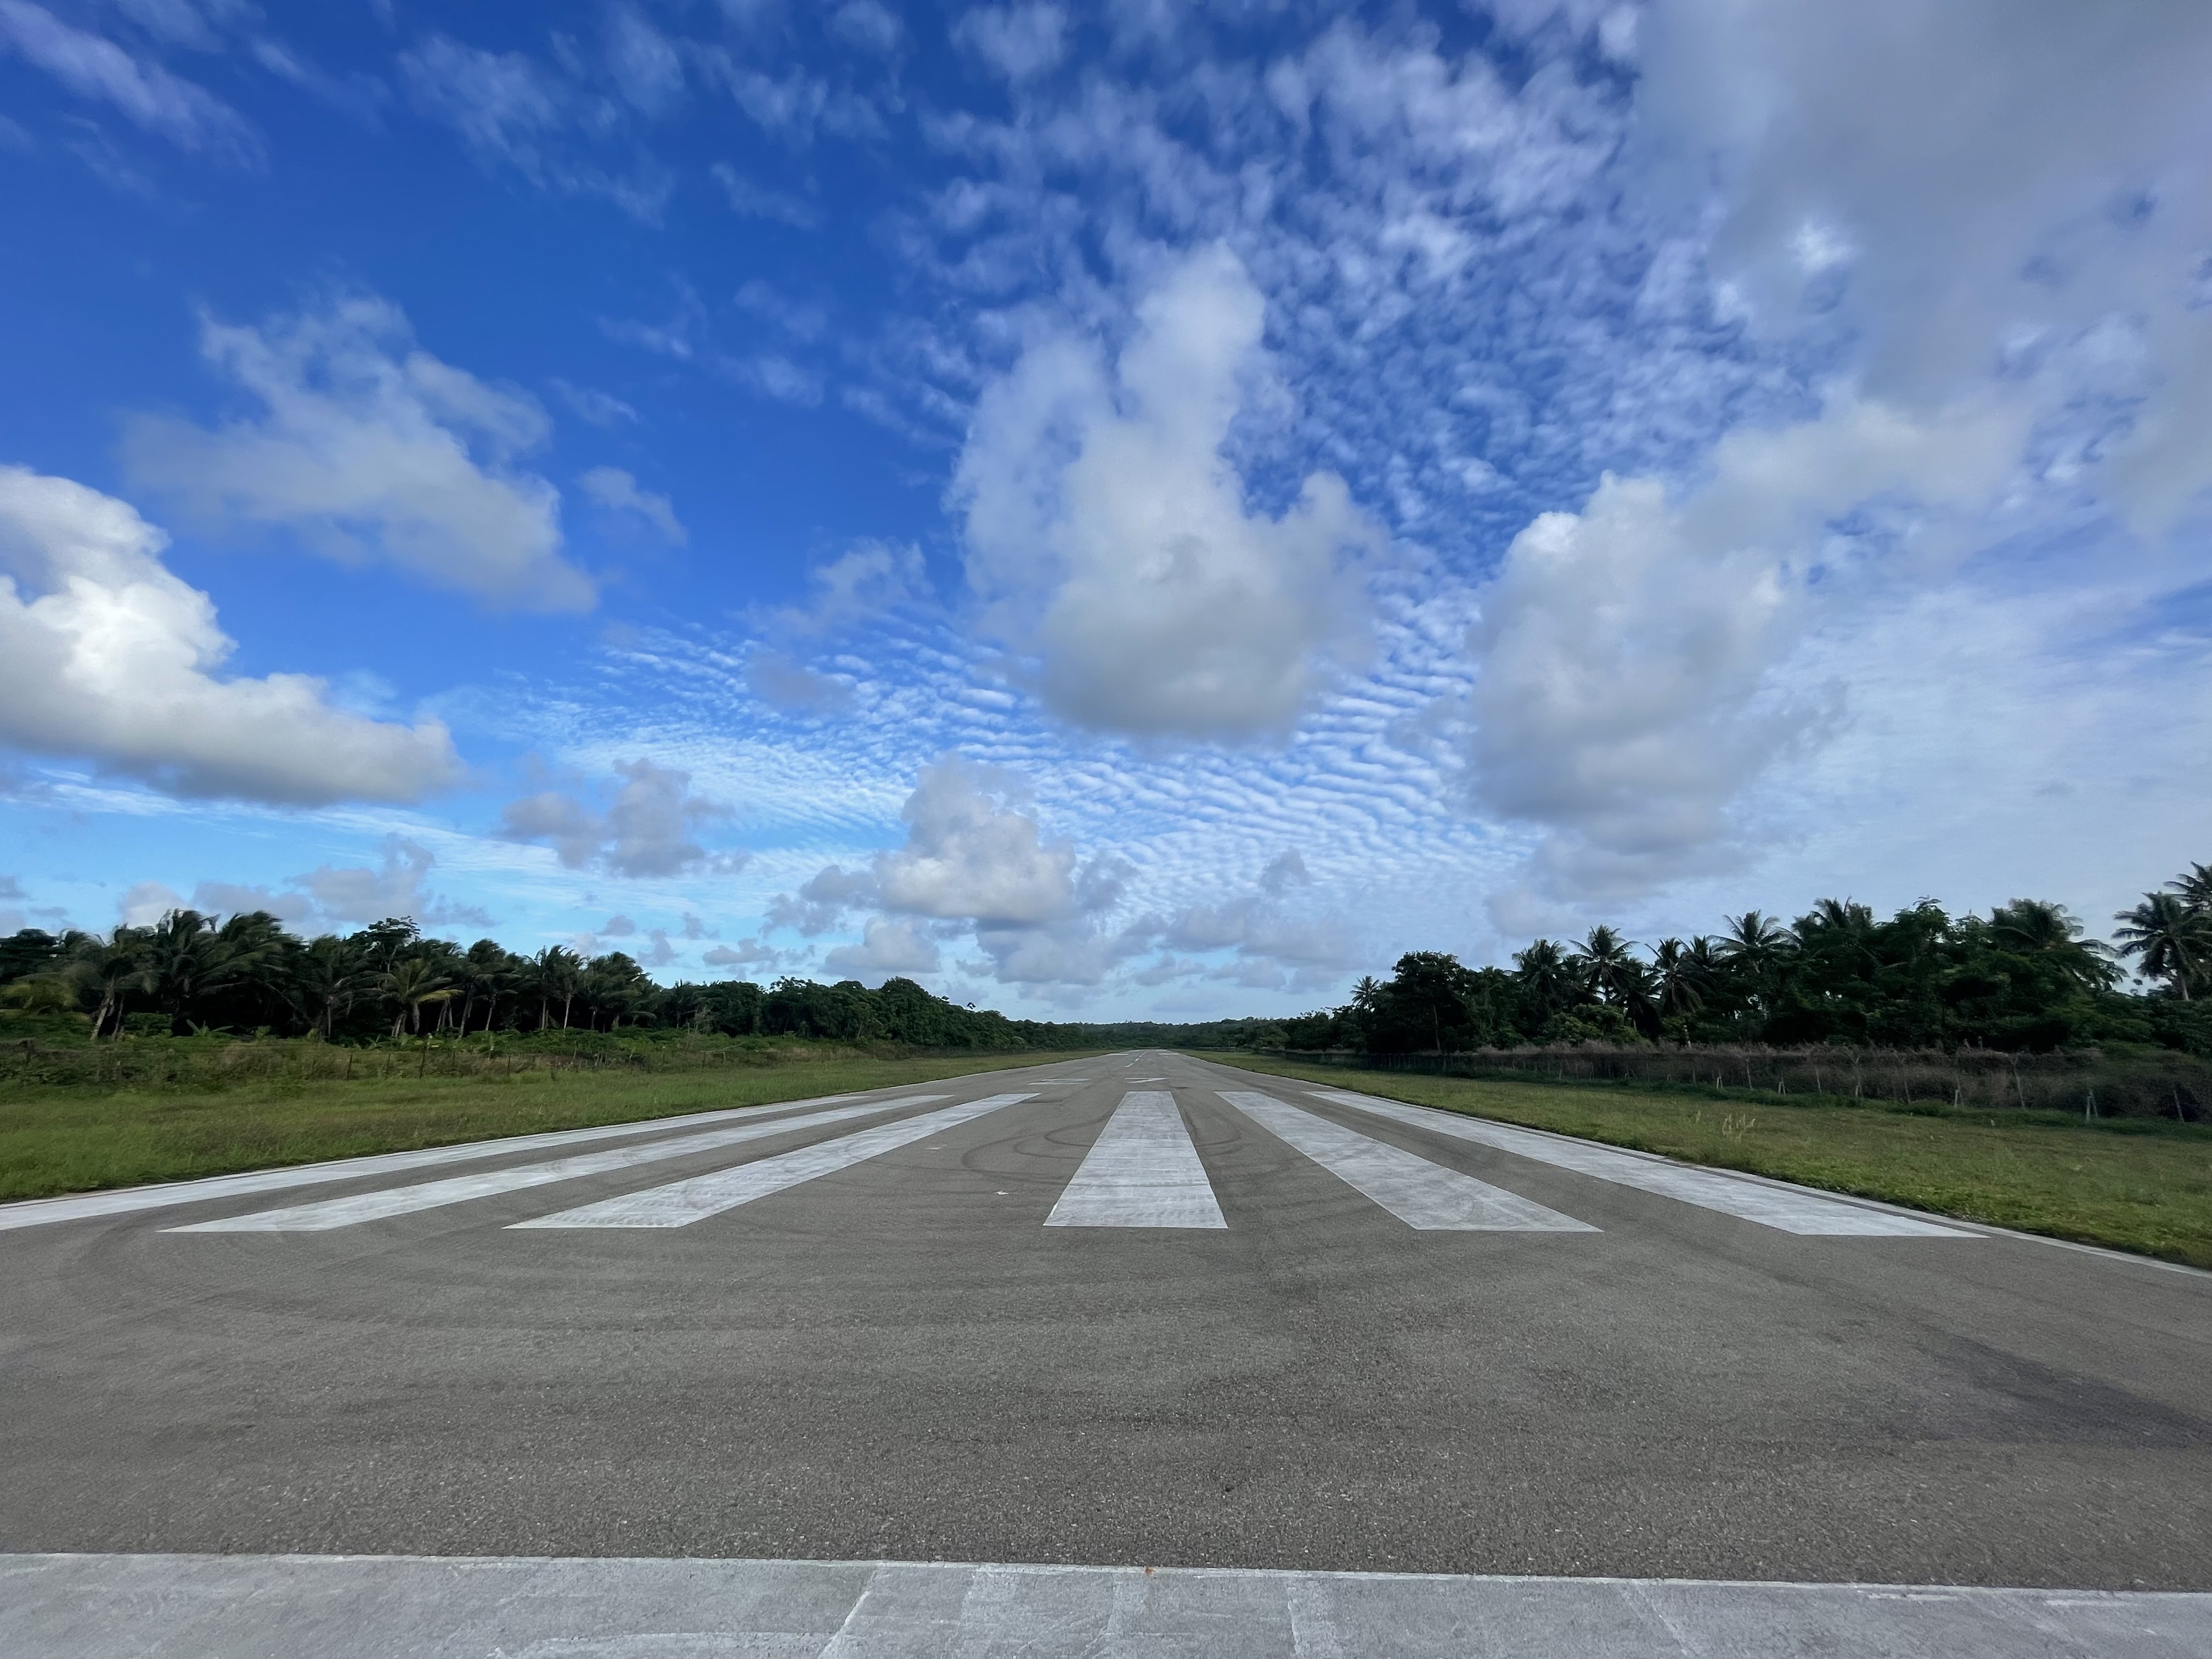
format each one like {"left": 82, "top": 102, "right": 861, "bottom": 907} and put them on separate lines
{"left": 125, "top": 295, "right": 593, "bottom": 611}
{"left": 955, "top": 244, "right": 1378, "bottom": 738}
{"left": 191, "top": 881, "right": 312, "bottom": 924}
{"left": 498, "top": 758, "right": 736, "bottom": 878}
{"left": 701, "top": 936, "right": 790, "bottom": 973}
{"left": 1467, "top": 397, "right": 2024, "bottom": 896}
{"left": 291, "top": 835, "right": 435, "bottom": 925}
{"left": 0, "top": 0, "right": 257, "bottom": 161}
{"left": 765, "top": 863, "right": 877, "bottom": 935}
{"left": 119, "top": 878, "right": 182, "bottom": 927}
{"left": 0, "top": 466, "right": 462, "bottom": 804}
{"left": 823, "top": 917, "right": 940, "bottom": 982}
{"left": 874, "top": 757, "right": 1075, "bottom": 926}
{"left": 579, "top": 466, "right": 685, "bottom": 543}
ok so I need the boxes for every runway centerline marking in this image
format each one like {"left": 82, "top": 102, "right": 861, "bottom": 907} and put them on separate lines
{"left": 1308, "top": 1088, "right": 1973, "bottom": 1236}
{"left": 1046, "top": 1091, "right": 1226, "bottom": 1229}
{"left": 1218, "top": 1092, "right": 1596, "bottom": 1232}
{"left": 511, "top": 1093, "right": 1039, "bottom": 1229}
{"left": 165, "top": 1096, "right": 954, "bottom": 1233}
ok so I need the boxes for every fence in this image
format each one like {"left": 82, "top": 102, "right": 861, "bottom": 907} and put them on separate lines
{"left": 1256, "top": 1043, "right": 2209, "bottom": 1122}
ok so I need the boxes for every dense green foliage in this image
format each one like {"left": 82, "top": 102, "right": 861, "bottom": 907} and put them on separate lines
{"left": 0, "top": 912, "right": 1242, "bottom": 1054}
{"left": 1260, "top": 866, "right": 2212, "bottom": 1062}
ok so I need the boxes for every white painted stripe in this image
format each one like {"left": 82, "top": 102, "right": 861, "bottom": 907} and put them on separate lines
{"left": 1046, "top": 1092, "right": 1226, "bottom": 1229}
{"left": 1308, "top": 1089, "right": 1972, "bottom": 1236}
{"left": 165, "top": 1096, "right": 949, "bottom": 1233}
{"left": 512, "top": 1093, "right": 1038, "bottom": 1229}
{"left": 0, "top": 1092, "right": 887, "bottom": 1232}
{"left": 1218, "top": 1092, "right": 1595, "bottom": 1232}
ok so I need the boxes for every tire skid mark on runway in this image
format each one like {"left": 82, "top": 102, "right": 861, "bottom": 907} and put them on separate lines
{"left": 1218, "top": 1092, "right": 1598, "bottom": 1232}
{"left": 163, "top": 1096, "right": 951, "bottom": 1233}
{"left": 1307, "top": 1088, "right": 1974, "bottom": 1237}
{"left": 511, "top": 1093, "right": 1039, "bottom": 1229}
{"left": 1045, "top": 1092, "right": 1227, "bottom": 1229}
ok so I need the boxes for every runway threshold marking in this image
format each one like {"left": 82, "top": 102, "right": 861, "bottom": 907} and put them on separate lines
{"left": 1218, "top": 1092, "right": 1597, "bottom": 1232}
{"left": 511, "top": 1093, "right": 1039, "bottom": 1229}
{"left": 1046, "top": 1091, "right": 1226, "bottom": 1229}
{"left": 0, "top": 1092, "right": 881, "bottom": 1232}
{"left": 165, "top": 1096, "right": 952, "bottom": 1233}
{"left": 1310, "top": 1089, "right": 1973, "bottom": 1236}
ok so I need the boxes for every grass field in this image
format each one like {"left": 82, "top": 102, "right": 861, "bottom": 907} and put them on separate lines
{"left": 1210, "top": 1052, "right": 2212, "bottom": 1269}
{"left": 0, "top": 1049, "right": 1101, "bottom": 1203}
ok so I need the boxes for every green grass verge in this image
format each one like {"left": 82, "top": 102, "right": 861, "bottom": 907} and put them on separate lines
{"left": 1204, "top": 1052, "right": 2212, "bottom": 1269}
{"left": 0, "top": 1049, "right": 1103, "bottom": 1203}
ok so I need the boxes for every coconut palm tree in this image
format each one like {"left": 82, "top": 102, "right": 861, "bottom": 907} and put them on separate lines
{"left": 1989, "top": 898, "right": 2118, "bottom": 991}
{"left": 69, "top": 933, "right": 152, "bottom": 1039}
{"left": 2113, "top": 892, "right": 2205, "bottom": 1001}
{"left": 138, "top": 911, "right": 236, "bottom": 1030}
{"left": 530, "top": 945, "right": 583, "bottom": 1029}
{"left": 1512, "top": 938, "right": 1577, "bottom": 1017}
{"left": 292, "top": 935, "right": 361, "bottom": 1040}
{"left": 1569, "top": 925, "right": 1646, "bottom": 1007}
{"left": 379, "top": 956, "right": 456, "bottom": 1039}
{"left": 2167, "top": 862, "right": 2212, "bottom": 914}
{"left": 1647, "top": 938, "right": 1706, "bottom": 1020}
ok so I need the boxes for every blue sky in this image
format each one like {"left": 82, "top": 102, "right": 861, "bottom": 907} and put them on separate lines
{"left": 2, "top": 0, "right": 2208, "bottom": 1018}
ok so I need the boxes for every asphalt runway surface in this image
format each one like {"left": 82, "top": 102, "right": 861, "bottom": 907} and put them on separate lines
{"left": 4, "top": 1050, "right": 2209, "bottom": 1652}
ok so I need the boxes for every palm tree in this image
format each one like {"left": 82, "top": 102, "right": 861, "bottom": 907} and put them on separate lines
{"left": 2113, "top": 893, "right": 2205, "bottom": 1001}
{"left": 454, "top": 940, "right": 513, "bottom": 1036}
{"left": 530, "top": 945, "right": 583, "bottom": 1029}
{"left": 69, "top": 933, "right": 151, "bottom": 1039}
{"left": 138, "top": 910, "right": 235, "bottom": 1031}
{"left": 1569, "top": 925, "right": 1646, "bottom": 1007}
{"left": 1717, "top": 910, "right": 1793, "bottom": 1009}
{"left": 2168, "top": 863, "right": 2212, "bottom": 914}
{"left": 380, "top": 957, "right": 456, "bottom": 1039}
{"left": 1647, "top": 938, "right": 1706, "bottom": 1020}
{"left": 292, "top": 935, "right": 360, "bottom": 1041}
{"left": 1989, "top": 898, "right": 2118, "bottom": 991}
{"left": 1512, "top": 938, "right": 1576, "bottom": 1011}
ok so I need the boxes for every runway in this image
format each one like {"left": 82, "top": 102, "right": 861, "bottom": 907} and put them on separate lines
{"left": 3, "top": 1050, "right": 2208, "bottom": 1651}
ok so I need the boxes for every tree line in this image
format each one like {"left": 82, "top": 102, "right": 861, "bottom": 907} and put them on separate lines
{"left": 0, "top": 912, "right": 1141, "bottom": 1051}
{"left": 1258, "top": 865, "right": 2212, "bottom": 1058}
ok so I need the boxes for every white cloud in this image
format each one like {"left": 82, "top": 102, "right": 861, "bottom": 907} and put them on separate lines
{"left": 398, "top": 31, "right": 671, "bottom": 221}
{"left": 192, "top": 880, "right": 312, "bottom": 923}
{"left": 579, "top": 466, "right": 685, "bottom": 543}
{"left": 119, "top": 878, "right": 182, "bottom": 927}
{"left": 874, "top": 757, "right": 1075, "bottom": 926}
{"left": 952, "top": 4, "right": 1066, "bottom": 82}
{"left": 1466, "top": 397, "right": 2024, "bottom": 896}
{"left": 955, "top": 244, "right": 1378, "bottom": 738}
{"left": 709, "top": 162, "right": 822, "bottom": 227}
{"left": 745, "top": 652, "right": 854, "bottom": 714}
{"left": 499, "top": 759, "right": 736, "bottom": 878}
{"left": 1639, "top": 0, "right": 2212, "bottom": 538}
{"left": 291, "top": 835, "right": 434, "bottom": 924}
{"left": 823, "top": 917, "right": 940, "bottom": 981}
{"left": 552, "top": 381, "right": 639, "bottom": 428}
{"left": 603, "top": 5, "right": 684, "bottom": 116}
{"left": 830, "top": 0, "right": 904, "bottom": 57}
{"left": 0, "top": 0, "right": 257, "bottom": 161}
{"left": 702, "top": 936, "right": 790, "bottom": 973}
{"left": 125, "top": 295, "right": 594, "bottom": 612}
{"left": 0, "top": 466, "right": 462, "bottom": 804}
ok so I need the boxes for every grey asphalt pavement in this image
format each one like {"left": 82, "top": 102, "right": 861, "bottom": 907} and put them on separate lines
{"left": 3, "top": 1050, "right": 2208, "bottom": 1651}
